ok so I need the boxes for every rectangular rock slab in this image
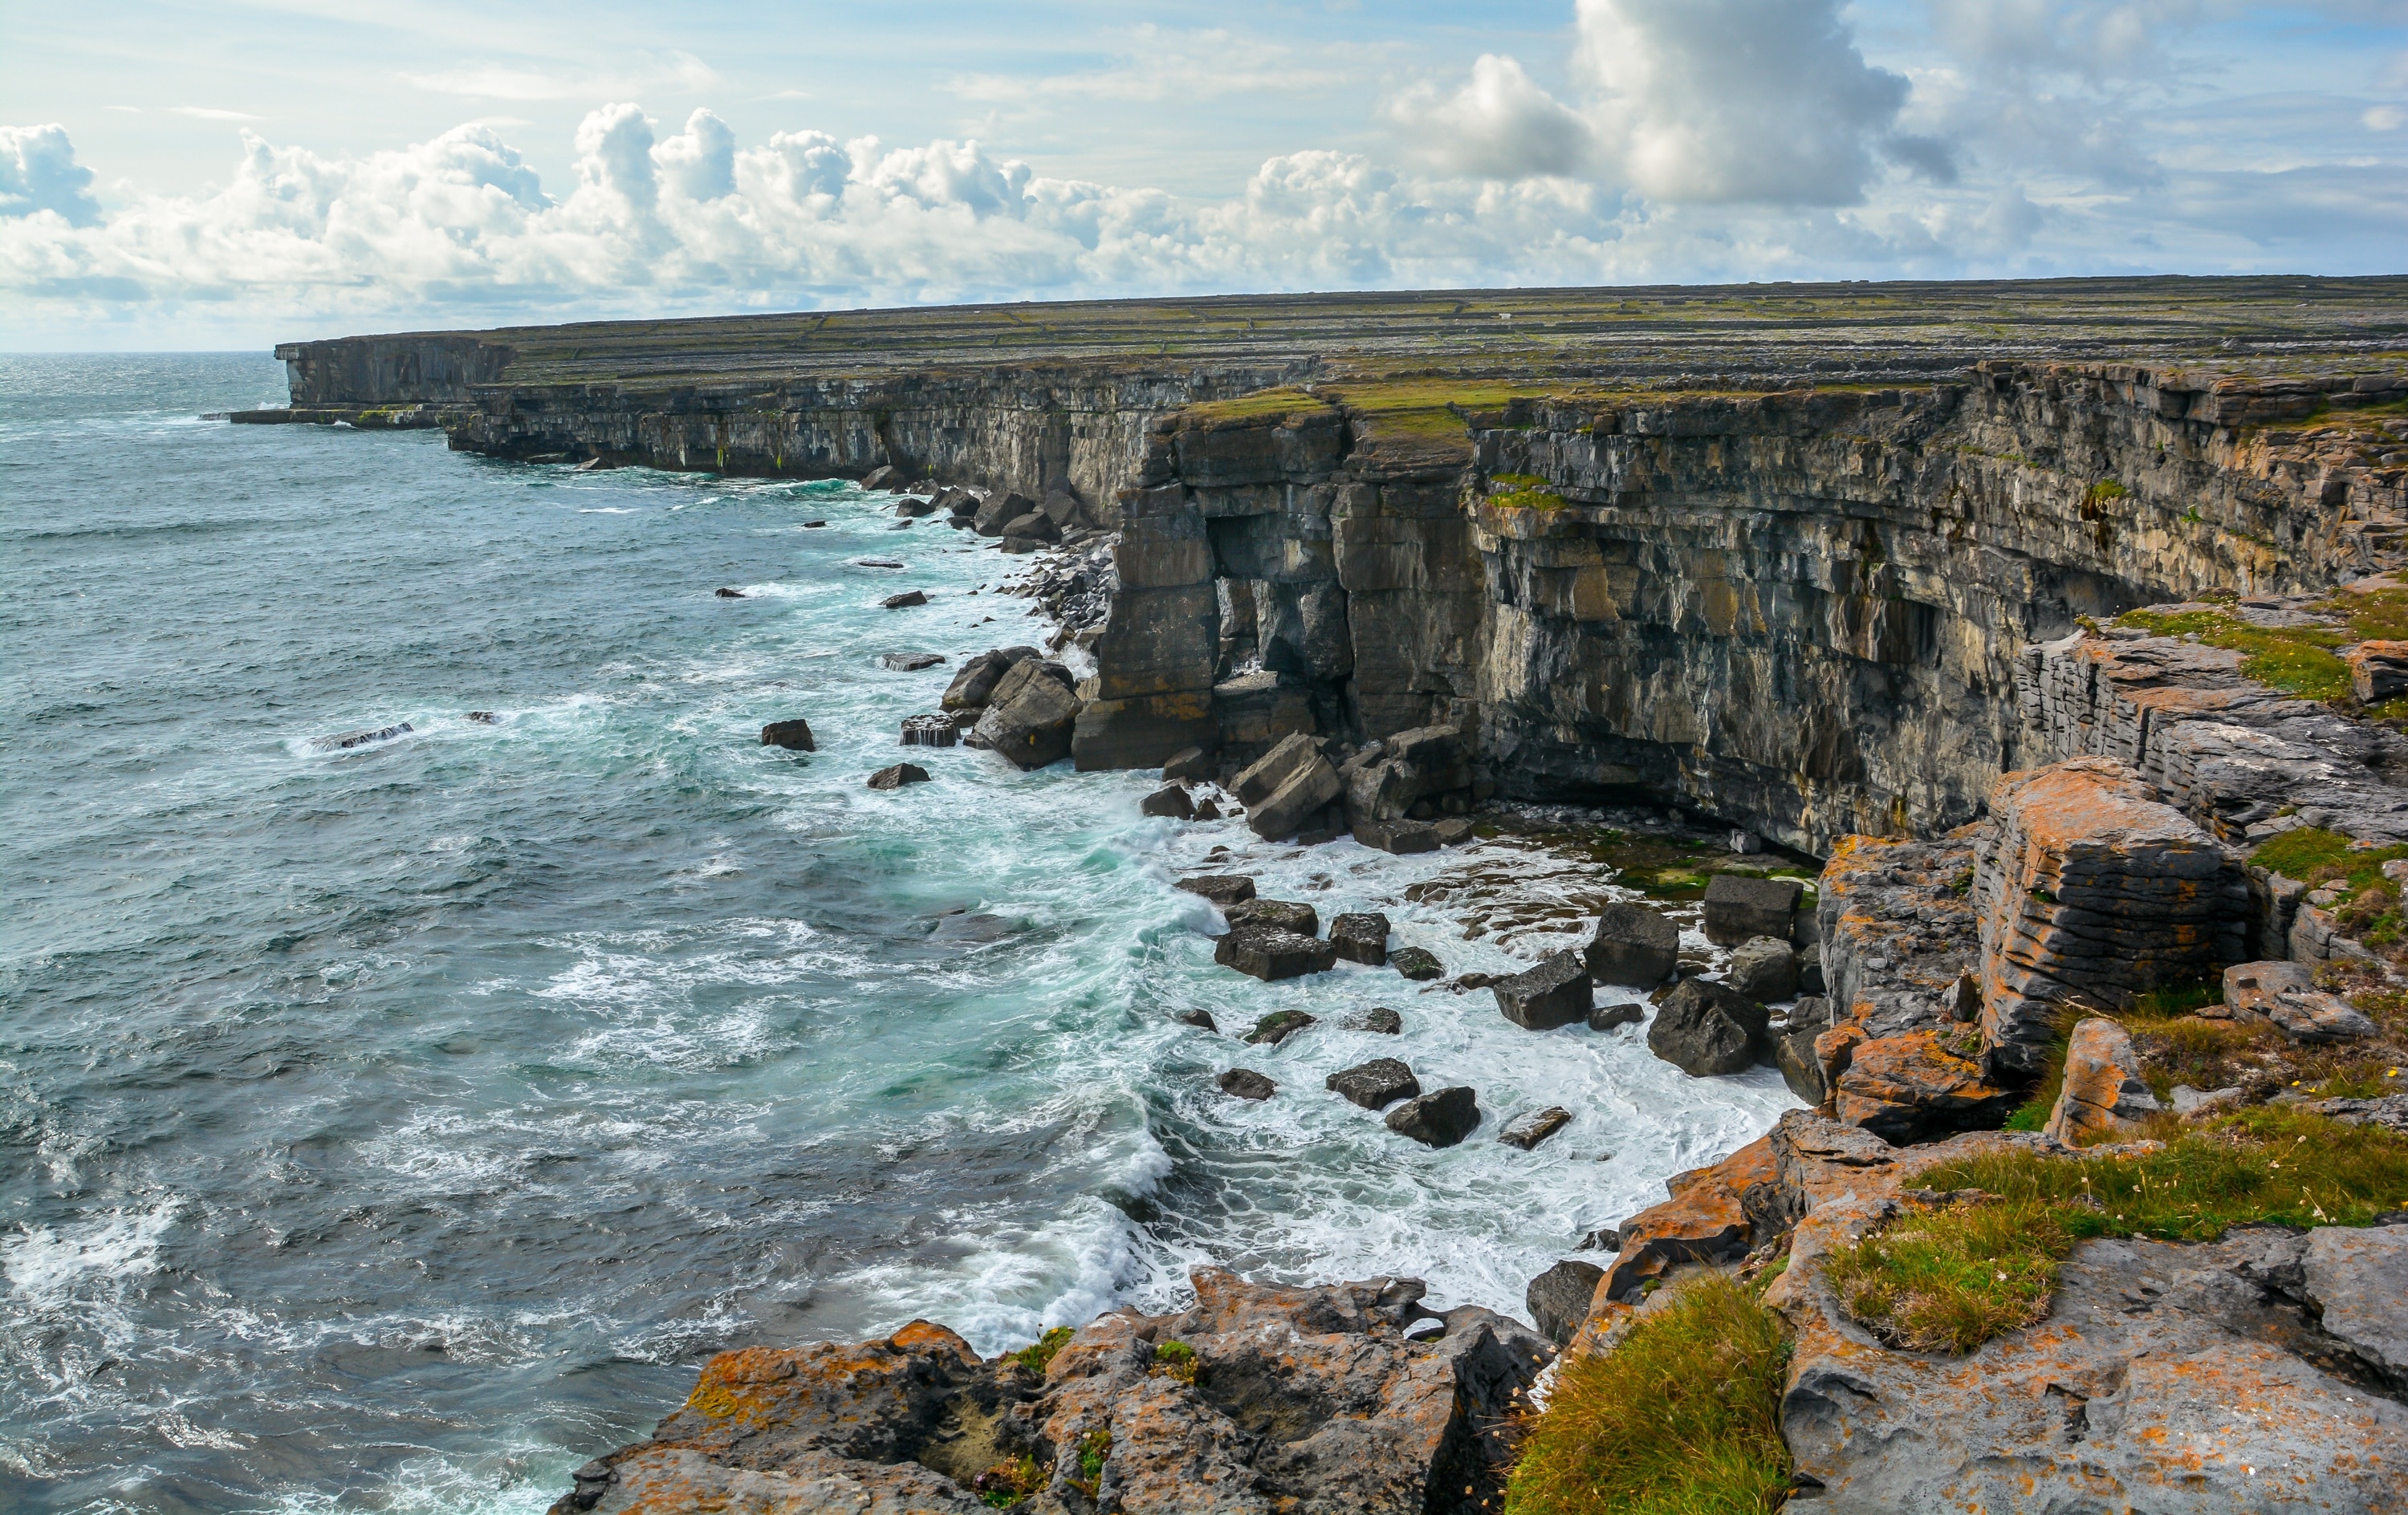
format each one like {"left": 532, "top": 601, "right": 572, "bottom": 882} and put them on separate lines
{"left": 1702, "top": 875, "right": 1804, "bottom": 946}
{"left": 1499, "top": 1106, "right": 1572, "bottom": 1151}
{"left": 2224, "top": 959, "right": 2380, "bottom": 1042}
{"left": 1493, "top": 950, "right": 1595, "bottom": 1031}
{"left": 1248, "top": 752, "right": 1343, "bottom": 841}
{"left": 1214, "top": 926, "right": 1336, "bottom": 981}
{"left": 1232, "top": 731, "right": 1319, "bottom": 806}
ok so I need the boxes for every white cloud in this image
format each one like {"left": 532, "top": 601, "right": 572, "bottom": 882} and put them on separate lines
{"left": 950, "top": 27, "right": 1341, "bottom": 107}
{"left": 1382, "top": 54, "right": 1595, "bottom": 179}
{"left": 0, "top": 124, "right": 103, "bottom": 227}
{"left": 402, "top": 51, "right": 717, "bottom": 103}
{"left": 169, "top": 107, "right": 262, "bottom": 121}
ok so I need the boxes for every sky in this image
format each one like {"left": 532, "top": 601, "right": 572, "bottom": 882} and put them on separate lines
{"left": 2, "top": 0, "right": 2403, "bottom": 349}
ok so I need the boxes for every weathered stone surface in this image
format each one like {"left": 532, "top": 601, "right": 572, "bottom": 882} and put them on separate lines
{"left": 942, "top": 646, "right": 1041, "bottom": 711}
{"left": 1498, "top": 1106, "right": 1571, "bottom": 1151}
{"left": 1001, "top": 510, "right": 1061, "bottom": 544}
{"left": 1815, "top": 833, "right": 1982, "bottom": 1051}
{"left": 1140, "top": 782, "right": 1194, "bottom": 819}
{"left": 1390, "top": 947, "right": 1442, "bottom": 981}
{"left": 2303, "top": 1225, "right": 2408, "bottom": 1387}
{"left": 2044, "top": 1016, "right": 2163, "bottom": 1145}
{"left": 1341, "top": 725, "right": 1471, "bottom": 834}
{"left": 1587, "top": 998, "right": 1643, "bottom": 1032}
{"left": 1213, "top": 670, "right": 1316, "bottom": 759}
{"left": 1492, "top": 950, "right": 1595, "bottom": 1031}
{"left": 1352, "top": 817, "right": 1442, "bottom": 854}
{"left": 901, "top": 712, "right": 958, "bottom": 747}
{"left": 1329, "top": 912, "right": 1389, "bottom": 965}
{"left": 1724, "top": 936, "right": 1799, "bottom": 1004}
{"left": 867, "top": 762, "right": 930, "bottom": 790}
{"left": 972, "top": 667, "right": 1081, "bottom": 770}
{"left": 1597, "top": 1135, "right": 1780, "bottom": 1303}
{"left": 972, "top": 489, "right": 1032, "bottom": 535}
{"left": 1215, "top": 928, "right": 1336, "bottom": 981}
{"left": 1072, "top": 690, "right": 1217, "bottom": 772}
{"left": 1218, "top": 1068, "right": 1276, "bottom": 1100}
{"left": 1775, "top": 1026, "right": 1830, "bottom": 1104}
{"left": 881, "top": 590, "right": 929, "bottom": 609}
{"left": 1247, "top": 749, "right": 1342, "bottom": 841}
{"left": 1162, "top": 745, "right": 1214, "bottom": 782}
{"left": 1526, "top": 1259, "right": 1605, "bottom": 1346}
{"left": 1385, "top": 1086, "right": 1479, "bottom": 1147}
{"left": 1835, "top": 1029, "right": 2016, "bottom": 1143}
{"left": 1231, "top": 731, "right": 1319, "bottom": 806}
{"left": 1353, "top": 1007, "right": 1403, "bottom": 1034}
{"left": 1647, "top": 977, "right": 1768, "bottom": 1076}
{"left": 1226, "top": 898, "right": 1318, "bottom": 936}
{"left": 1702, "top": 874, "right": 1804, "bottom": 947}
{"left": 1176, "top": 874, "right": 1255, "bottom": 906}
{"left": 2224, "top": 959, "right": 2381, "bottom": 1042}
{"left": 2349, "top": 639, "right": 2408, "bottom": 703}
{"left": 1326, "top": 1058, "right": 1419, "bottom": 1110}
{"left": 1975, "top": 757, "right": 2251, "bottom": 1078}
{"left": 760, "top": 718, "right": 816, "bottom": 750}
{"left": 879, "top": 651, "right": 945, "bottom": 670}
{"left": 1584, "top": 901, "right": 1680, "bottom": 987}
{"left": 2309, "top": 1093, "right": 2408, "bottom": 1134}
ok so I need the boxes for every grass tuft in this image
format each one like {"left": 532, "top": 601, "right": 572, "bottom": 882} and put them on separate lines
{"left": 1504, "top": 1272, "right": 1792, "bottom": 1515}
{"left": 1007, "top": 1326, "right": 1073, "bottom": 1375}
{"left": 2117, "top": 607, "right": 2349, "bottom": 701}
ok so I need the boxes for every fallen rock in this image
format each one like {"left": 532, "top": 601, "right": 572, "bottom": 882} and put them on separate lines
{"left": 893, "top": 493, "right": 942, "bottom": 518}
{"left": 1248, "top": 747, "right": 1343, "bottom": 842}
{"left": 940, "top": 648, "right": 1032, "bottom": 711}
{"left": 1218, "top": 1068, "right": 1275, "bottom": 1101}
{"left": 1231, "top": 732, "right": 1320, "bottom": 806}
{"left": 971, "top": 662, "right": 1080, "bottom": 770}
{"left": 1798, "top": 940, "right": 1826, "bottom": 995}
{"left": 866, "top": 762, "right": 930, "bottom": 790}
{"left": 860, "top": 463, "right": 905, "bottom": 490}
{"left": 1176, "top": 1009, "right": 1218, "bottom": 1032}
{"left": 1001, "top": 511, "right": 1062, "bottom": 546}
{"left": 1595, "top": 1135, "right": 1781, "bottom": 1304}
{"left": 1431, "top": 818, "right": 1475, "bottom": 845}
{"left": 1587, "top": 999, "right": 1643, "bottom": 1032}
{"left": 1353, "top": 817, "right": 1441, "bottom": 854}
{"left": 2349, "top": 639, "right": 2408, "bottom": 703}
{"left": 466, "top": 710, "right": 501, "bottom": 724}
{"left": 1194, "top": 798, "right": 1222, "bottom": 822}
{"left": 801, "top": 518, "right": 827, "bottom": 527}
{"left": 1648, "top": 977, "right": 1769, "bottom": 1076}
{"left": 2224, "top": 959, "right": 2380, "bottom": 1042}
{"left": 1141, "top": 783, "right": 1194, "bottom": 819}
{"left": 1836, "top": 1029, "right": 2016, "bottom": 1143}
{"left": 1775, "top": 1025, "right": 1830, "bottom": 1104}
{"left": 971, "top": 490, "right": 1031, "bottom": 536}
{"left": 759, "top": 719, "right": 816, "bottom": 751}
{"left": 1526, "top": 1260, "right": 1606, "bottom": 1346}
{"left": 1586, "top": 902, "right": 1680, "bottom": 987}
{"left": 1175, "top": 874, "right": 1255, "bottom": 907}
{"left": 881, "top": 590, "right": 929, "bottom": 610}
{"left": 1216, "top": 928, "right": 1336, "bottom": 981}
{"left": 1385, "top": 1086, "right": 1480, "bottom": 1147}
{"left": 311, "top": 721, "right": 414, "bottom": 751}
{"left": 1330, "top": 912, "right": 1389, "bottom": 966}
{"left": 901, "top": 713, "right": 957, "bottom": 747}
{"left": 879, "top": 651, "right": 946, "bottom": 671}
{"left": 1493, "top": 950, "right": 1595, "bottom": 1031}
{"left": 1226, "top": 899, "right": 1318, "bottom": 936}
{"left": 1325, "top": 1058, "right": 1420, "bottom": 1110}
{"left": 1724, "top": 936, "right": 1799, "bottom": 1004}
{"left": 1162, "top": 745, "right": 1214, "bottom": 782}
{"left": 714, "top": 586, "right": 746, "bottom": 598}
{"left": 1391, "top": 947, "right": 1443, "bottom": 981}
{"left": 2043, "top": 1017, "right": 2162, "bottom": 1145}
{"left": 1702, "top": 874, "right": 1804, "bottom": 947}
{"left": 1352, "top": 1007, "right": 1403, "bottom": 1034}
{"left": 1498, "top": 1107, "right": 1572, "bottom": 1151}
{"left": 1246, "top": 1010, "right": 1317, "bottom": 1046}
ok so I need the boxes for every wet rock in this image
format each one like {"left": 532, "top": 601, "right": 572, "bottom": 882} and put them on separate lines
{"left": 1352, "top": 1007, "right": 1403, "bottom": 1034}
{"left": 1585, "top": 902, "right": 1679, "bottom": 987}
{"left": 1176, "top": 1009, "right": 1218, "bottom": 1032}
{"left": 1326, "top": 1058, "right": 1420, "bottom": 1110}
{"left": 1498, "top": 1107, "right": 1571, "bottom": 1151}
{"left": 759, "top": 719, "right": 816, "bottom": 751}
{"left": 1775, "top": 1025, "right": 1830, "bottom": 1104}
{"left": 311, "top": 722, "right": 414, "bottom": 752}
{"left": 1162, "top": 745, "right": 1214, "bottom": 782}
{"left": 880, "top": 590, "right": 929, "bottom": 610}
{"left": 860, "top": 463, "right": 906, "bottom": 490}
{"left": 940, "top": 648, "right": 1033, "bottom": 711}
{"left": 1001, "top": 511, "right": 1061, "bottom": 546}
{"left": 1218, "top": 1068, "right": 1276, "bottom": 1100}
{"left": 1242, "top": 736, "right": 1342, "bottom": 842}
{"left": 801, "top": 518, "right": 827, "bottom": 528}
{"left": 1226, "top": 898, "right": 1318, "bottom": 936}
{"left": 1431, "top": 817, "right": 1475, "bottom": 845}
{"left": 1647, "top": 977, "right": 1769, "bottom": 1076}
{"left": 1836, "top": 1029, "right": 2016, "bottom": 1143}
{"left": 1493, "top": 950, "right": 1595, "bottom": 1031}
{"left": 2224, "top": 959, "right": 2379, "bottom": 1042}
{"left": 853, "top": 557, "right": 905, "bottom": 569}
{"left": 2043, "top": 1017, "right": 2162, "bottom": 1145}
{"left": 1246, "top": 1010, "right": 1317, "bottom": 1046}
{"left": 970, "top": 662, "right": 1080, "bottom": 770}
{"left": 1340, "top": 725, "right": 1470, "bottom": 834}
{"left": 971, "top": 490, "right": 1032, "bottom": 536}
{"left": 466, "top": 710, "right": 500, "bottom": 724}
{"left": 1176, "top": 874, "right": 1255, "bottom": 907}
{"left": 1798, "top": 940, "right": 1826, "bottom": 995}
{"left": 867, "top": 762, "right": 931, "bottom": 790}
{"left": 1352, "top": 816, "right": 1441, "bottom": 854}
{"left": 1391, "top": 947, "right": 1442, "bottom": 981}
{"left": 1141, "top": 783, "right": 1194, "bottom": 819}
{"left": 1231, "top": 732, "right": 1320, "bottom": 806}
{"left": 893, "top": 493, "right": 942, "bottom": 518}
{"left": 901, "top": 713, "right": 957, "bottom": 747}
{"left": 879, "top": 651, "right": 945, "bottom": 671}
{"left": 1725, "top": 936, "right": 1799, "bottom": 1004}
{"left": 1385, "top": 1086, "right": 1480, "bottom": 1147}
{"left": 1702, "top": 874, "right": 1804, "bottom": 947}
{"left": 714, "top": 586, "right": 746, "bottom": 598}
{"left": 1587, "top": 999, "right": 1643, "bottom": 1032}
{"left": 1216, "top": 928, "right": 1336, "bottom": 981}
{"left": 1526, "top": 1260, "right": 1606, "bottom": 1346}
{"left": 1194, "top": 798, "right": 1222, "bottom": 821}
{"left": 1330, "top": 912, "right": 1390, "bottom": 966}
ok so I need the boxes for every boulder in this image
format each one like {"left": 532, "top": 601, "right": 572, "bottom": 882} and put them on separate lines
{"left": 1352, "top": 1007, "right": 1403, "bottom": 1034}
{"left": 1775, "top": 1026, "right": 1830, "bottom": 1104}
{"left": 1140, "top": 783, "right": 1194, "bottom": 819}
{"left": 2044, "top": 1017, "right": 2163, "bottom": 1145}
{"left": 1596, "top": 1136, "right": 1780, "bottom": 1304}
{"left": 971, "top": 490, "right": 1032, "bottom": 536}
{"left": 2223, "top": 959, "right": 2380, "bottom": 1042}
{"left": 880, "top": 590, "right": 928, "bottom": 609}
{"left": 1194, "top": 798, "right": 1222, "bottom": 821}
{"left": 1432, "top": 817, "right": 1475, "bottom": 845}
{"left": 1176, "top": 1009, "right": 1218, "bottom": 1032}
{"left": 1724, "top": 936, "right": 1799, "bottom": 1004}
{"left": 1525, "top": 1259, "right": 1606, "bottom": 1346}
{"left": 1498, "top": 1107, "right": 1572, "bottom": 1151}
{"left": 1353, "top": 817, "right": 1442, "bottom": 854}
{"left": 1001, "top": 511, "right": 1061, "bottom": 545}
{"left": 1218, "top": 1068, "right": 1275, "bottom": 1101}
{"left": 1492, "top": 950, "right": 1595, "bottom": 1031}
{"left": 311, "top": 721, "right": 415, "bottom": 752}
{"left": 1215, "top": 928, "right": 1336, "bottom": 981}
{"left": 893, "top": 493, "right": 942, "bottom": 518}
{"left": 1161, "top": 745, "right": 1214, "bottom": 783}
{"left": 1325, "top": 1058, "right": 1421, "bottom": 1110}
{"left": 866, "top": 762, "right": 930, "bottom": 790}
{"left": 714, "top": 586, "right": 746, "bottom": 598}
{"left": 1385, "top": 1086, "right": 1480, "bottom": 1147}
{"left": 2349, "top": 639, "right": 2408, "bottom": 703}
{"left": 1340, "top": 725, "right": 1471, "bottom": 833}
{"left": 1330, "top": 912, "right": 1390, "bottom": 966}
{"left": 1587, "top": 999, "right": 1643, "bottom": 1032}
{"left": 760, "top": 719, "right": 816, "bottom": 751}
{"left": 1247, "top": 748, "right": 1343, "bottom": 843}
{"left": 1798, "top": 940, "right": 1826, "bottom": 995}
{"left": 1647, "top": 977, "right": 1769, "bottom": 1077}
{"left": 860, "top": 463, "right": 905, "bottom": 490}
{"left": 879, "top": 651, "right": 945, "bottom": 671}
{"left": 1231, "top": 732, "right": 1320, "bottom": 806}
{"left": 970, "top": 667, "right": 1080, "bottom": 770}
{"left": 1175, "top": 874, "right": 1255, "bottom": 907}
{"left": 1835, "top": 1030, "right": 2018, "bottom": 1143}
{"left": 1246, "top": 1010, "right": 1317, "bottom": 1046}
{"left": 1702, "top": 874, "right": 1804, "bottom": 946}
{"left": 1391, "top": 947, "right": 1443, "bottom": 981}
{"left": 900, "top": 713, "right": 957, "bottom": 747}
{"left": 941, "top": 648, "right": 1038, "bottom": 711}
{"left": 1585, "top": 902, "right": 1680, "bottom": 986}
{"left": 1226, "top": 899, "right": 1318, "bottom": 936}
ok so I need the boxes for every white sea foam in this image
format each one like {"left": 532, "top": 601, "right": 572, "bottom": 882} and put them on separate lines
{"left": 2, "top": 1202, "right": 181, "bottom": 1308}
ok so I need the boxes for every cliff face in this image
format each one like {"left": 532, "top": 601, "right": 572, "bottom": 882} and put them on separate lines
{"left": 1100, "top": 364, "right": 2408, "bottom": 854}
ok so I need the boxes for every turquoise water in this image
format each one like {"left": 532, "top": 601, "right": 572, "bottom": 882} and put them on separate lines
{"left": 0, "top": 355, "right": 1794, "bottom": 1513}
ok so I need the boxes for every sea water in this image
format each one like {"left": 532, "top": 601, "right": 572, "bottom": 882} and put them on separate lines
{"left": 0, "top": 354, "right": 1796, "bottom": 1513}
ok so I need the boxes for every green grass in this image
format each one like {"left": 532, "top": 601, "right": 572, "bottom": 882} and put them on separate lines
{"left": 1152, "top": 1339, "right": 1198, "bottom": 1383}
{"left": 1504, "top": 1272, "right": 1792, "bottom": 1515}
{"left": 1179, "top": 387, "right": 1333, "bottom": 424}
{"left": 2116, "top": 607, "right": 2349, "bottom": 701}
{"left": 1007, "top": 1326, "right": 1072, "bottom": 1375}
{"left": 1824, "top": 1108, "right": 2408, "bottom": 1355}
{"left": 1491, "top": 485, "right": 1571, "bottom": 511}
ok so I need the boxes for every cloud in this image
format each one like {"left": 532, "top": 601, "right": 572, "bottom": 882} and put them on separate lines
{"left": 169, "top": 107, "right": 262, "bottom": 121}
{"left": 1382, "top": 54, "right": 1595, "bottom": 179}
{"left": 402, "top": 51, "right": 717, "bottom": 103}
{"left": 0, "top": 124, "right": 103, "bottom": 226}
{"left": 951, "top": 27, "right": 1341, "bottom": 107}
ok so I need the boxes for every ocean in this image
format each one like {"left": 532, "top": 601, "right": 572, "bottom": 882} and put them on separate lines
{"left": 0, "top": 353, "right": 1796, "bottom": 1513}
